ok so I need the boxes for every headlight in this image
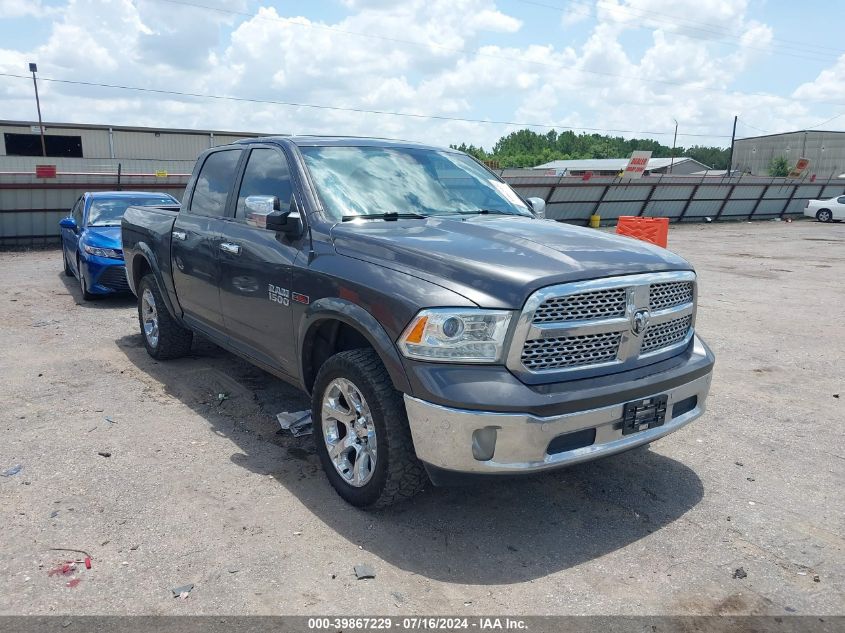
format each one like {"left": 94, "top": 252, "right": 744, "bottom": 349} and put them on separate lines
{"left": 398, "top": 308, "right": 512, "bottom": 363}
{"left": 83, "top": 245, "right": 122, "bottom": 259}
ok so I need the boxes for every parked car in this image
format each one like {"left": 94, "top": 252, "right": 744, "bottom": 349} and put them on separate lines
{"left": 804, "top": 195, "right": 845, "bottom": 222}
{"left": 60, "top": 191, "right": 179, "bottom": 299}
{"left": 122, "top": 137, "right": 715, "bottom": 508}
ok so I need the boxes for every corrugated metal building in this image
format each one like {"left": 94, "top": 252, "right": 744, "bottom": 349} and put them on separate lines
{"left": 534, "top": 157, "right": 710, "bottom": 176}
{"left": 732, "top": 130, "right": 845, "bottom": 177}
{"left": 1, "top": 120, "right": 278, "bottom": 246}
{"left": 0, "top": 119, "right": 270, "bottom": 160}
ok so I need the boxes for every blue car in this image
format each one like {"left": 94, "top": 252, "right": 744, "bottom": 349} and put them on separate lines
{"left": 60, "top": 191, "right": 178, "bottom": 300}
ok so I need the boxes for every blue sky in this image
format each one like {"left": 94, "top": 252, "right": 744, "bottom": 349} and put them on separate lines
{"left": 1, "top": 0, "right": 844, "bottom": 150}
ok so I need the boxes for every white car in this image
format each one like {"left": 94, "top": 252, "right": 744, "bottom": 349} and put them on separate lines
{"left": 805, "top": 196, "right": 845, "bottom": 222}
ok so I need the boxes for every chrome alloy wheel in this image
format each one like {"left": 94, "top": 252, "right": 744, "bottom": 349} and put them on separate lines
{"left": 321, "top": 378, "right": 378, "bottom": 487}
{"left": 141, "top": 288, "right": 160, "bottom": 348}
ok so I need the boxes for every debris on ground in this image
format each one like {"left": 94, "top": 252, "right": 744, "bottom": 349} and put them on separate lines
{"left": 354, "top": 564, "right": 376, "bottom": 580}
{"left": 814, "top": 575, "right": 820, "bottom": 582}
{"left": 277, "top": 410, "right": 313, "bottom": 437}
{"left": 66, "top": 578, "right": 82, "bottom": 588}
{"left": 733, "top": 567, "right": 747, "bottom": 579}
{"left": 217, "top": 393, "right": 229, "bottom": 404}
{"left": 171, "top": 583, "right": 194, "bottom": 599}
{"left": 97, "top": 452, "right": 111, "bottom": 458}
{"left": 105, "top": 417, "right": 116, "bottom": 425}
{"left": 734, "top": 461, "right": 744, "bottom": 467}
{"left": 834, "top": 394, "right": 840, "bottom": 399}
{"left": 2, "top": 464, "right": 22, "bottom": 477}
{"left": 747, "top": 477, "right": 755, "bottom": 482}
{"left": 50, "top": 510, "right": 59, "bottom": 519}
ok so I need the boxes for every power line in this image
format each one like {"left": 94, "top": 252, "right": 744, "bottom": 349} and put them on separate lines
{"left": 521, "top": 0, "right": 845, "bottom": 60}
{"left": 147, "top": 0, "right": 845, "bottom": 109}
{"left": 0, "top": 71, "right": 733, "bottom": 139}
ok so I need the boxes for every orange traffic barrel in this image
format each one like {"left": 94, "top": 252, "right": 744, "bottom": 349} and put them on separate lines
{"left": 615, "top": 216, "right": 669, "bottom": 248}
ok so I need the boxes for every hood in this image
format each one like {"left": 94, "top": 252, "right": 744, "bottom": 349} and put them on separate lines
{"left": 83, "top": 226, "right": 122, "bottom": 250}
{"left": 331, "top": 215, "right": 692, "bottom": 308}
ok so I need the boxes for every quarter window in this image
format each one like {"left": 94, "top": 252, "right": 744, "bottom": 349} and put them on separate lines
{"left": 236, "top": 148, "right": 293, "bottom": 219}
{"left": 189, "top": 150, "right": 242, "bottom": 217}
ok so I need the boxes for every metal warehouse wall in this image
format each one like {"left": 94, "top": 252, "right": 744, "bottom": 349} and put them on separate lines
{"left": 733, "top": 131, "right": 845, "bottom": 177}
{"left": 0, "top": 120, "right": 268, "bottom": 160}
{"left": 3, "top": 166, "right": 844, "bottom": 247}
{"left": 0, "top": 157, "right": 193, "bottom": 246}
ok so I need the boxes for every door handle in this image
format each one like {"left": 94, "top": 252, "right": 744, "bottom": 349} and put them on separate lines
{"left": 172, "top": 230, "right": 187, "bottom": 241}
{"left": 219, "top": 242, "right": 242, "bottom": 255}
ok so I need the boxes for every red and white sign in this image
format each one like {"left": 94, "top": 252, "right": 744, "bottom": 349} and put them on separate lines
{"left": 35, "top": 165, "right": 57, "bottom": 178}
{"left": 622, "top": 151, "right": 652, "bottom": 179}
{"left": 787, "top": 157, "right": 810, "bottom": 179}
{"left": 622, "top": 151, "right": 651, "bottom": 178}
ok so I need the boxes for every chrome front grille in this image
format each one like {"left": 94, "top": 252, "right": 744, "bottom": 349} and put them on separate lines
{"left": 533, "top": 288, "right": 627, "bottom": 323}
{"left": 507, "top": 272, "right": 696, "bottom": 378}
{"left": 641, "top": 315, "right": 692, "bottom": 354}
{"left": 521, "top": 331, "right": 622, "bottom": 370}
{"left": 650, "top": 281, "right": 694, "bottom": 311}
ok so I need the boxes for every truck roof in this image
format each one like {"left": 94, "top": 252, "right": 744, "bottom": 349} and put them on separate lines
{"left": 86, "top": 191, "right": 174, "bottom": 198}
{"left": 234, "top": 135, "right": 452, "bottom": 152}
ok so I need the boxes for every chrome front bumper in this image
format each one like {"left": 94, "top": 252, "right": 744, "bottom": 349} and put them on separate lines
{"left": 404, "top": 369, "right": 712, "bottom": 476}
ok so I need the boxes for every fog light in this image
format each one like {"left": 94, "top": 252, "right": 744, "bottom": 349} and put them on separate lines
{"left": 471, "top": 427, "right": 498, "bottom": 461}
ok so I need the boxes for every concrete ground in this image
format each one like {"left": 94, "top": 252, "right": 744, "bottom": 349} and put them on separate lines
{"left": 0, "top": 220, "right": 842, "bottom": 616}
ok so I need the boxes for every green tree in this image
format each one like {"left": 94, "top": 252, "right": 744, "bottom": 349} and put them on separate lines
{"left": 768, "top": 155, "right": 790, "bottom": 177}
{"left": 450, "top": 128, "right": 730, "bottom": 170}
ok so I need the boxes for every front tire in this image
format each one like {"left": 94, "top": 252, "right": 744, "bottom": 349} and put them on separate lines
{"left": 137, "top": 274, "right": 193, "bottom": 360}
{"left": 817, "top": 209, "right": 833, "bottom": 223}
{"left": 77, "top": 256, "right": 95, "bottom": 301}
{"left": 312, "top": 349, "right": 427, "bottom": 508}
{"left": 63, "top": 250, "right": 73, "bottom": 277}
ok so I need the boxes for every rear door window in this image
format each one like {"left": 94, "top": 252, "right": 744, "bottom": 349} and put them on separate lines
{"left": 189, "top": 149, "right": 242, "bottom": 217}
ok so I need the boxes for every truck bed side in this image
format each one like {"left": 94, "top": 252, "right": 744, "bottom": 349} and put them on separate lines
{"left": 121, "top": 204, "right": 182, "bottom": 318}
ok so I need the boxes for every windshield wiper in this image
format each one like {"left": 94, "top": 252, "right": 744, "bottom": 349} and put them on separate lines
{"left": 342, "top": 212, "right": 428, "bottom": 222}
{"left": 464, "top": 208, "right": 518, "bottom": 216}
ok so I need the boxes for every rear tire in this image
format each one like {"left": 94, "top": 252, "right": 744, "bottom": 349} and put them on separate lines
{"left": 312, "top": 349, "right": 427, "bottom": 508}
{"left": 137, "top": 274, "right": 193, "bottom": 360}
{"left": 817, "top": 209, "right": 833, "bottom": 223}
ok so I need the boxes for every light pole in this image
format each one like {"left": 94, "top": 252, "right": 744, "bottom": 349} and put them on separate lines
{"left": 669, "top": 118, "right": 678, "bottom": 174}
{"left": 29, "top": 62, "right": 47, "bottom": 157}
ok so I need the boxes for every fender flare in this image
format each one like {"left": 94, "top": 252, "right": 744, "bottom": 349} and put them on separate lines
{"left": 298, "top": 297, "right": 412, "bottom": 395}
{"left": 130, "top": 244, "right": 181, "bottom": 322}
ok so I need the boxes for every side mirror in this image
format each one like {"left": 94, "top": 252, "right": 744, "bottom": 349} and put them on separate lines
{"left": 526, "top": 197, "right": 546, "bottom": 219}
{"left": 245, "top": 195, "right": 302, "bottom": 237}
{"left": 59, "top": 217, "right": 78, "bottom": 231}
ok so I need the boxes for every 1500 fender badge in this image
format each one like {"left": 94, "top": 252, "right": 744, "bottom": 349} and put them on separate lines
{"left": 268, "top": 284, "right": 289, "bottom": 306}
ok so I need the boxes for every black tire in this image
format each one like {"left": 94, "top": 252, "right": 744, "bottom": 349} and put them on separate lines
{"left": 137, "top": 274, "right": 193, "bottom": 360}
{"left": 77, "top": 256, "right": 96, "bottom": 301}
{"left": 817, "top": 209, "right": 833, "bottom": 223}
{"left": 312, "top": 349, "right": 427, "bottom": 508}
{"left": 63, "top": 250, "right": 73, "bottom": 277}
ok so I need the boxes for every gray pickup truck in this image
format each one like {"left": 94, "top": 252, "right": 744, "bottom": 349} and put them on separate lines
{"left": 122, "top": 136, "right": 715, "bottom": 508}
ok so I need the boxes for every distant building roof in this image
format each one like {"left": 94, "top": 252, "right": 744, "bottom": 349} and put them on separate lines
{"left": 534, "top": 157, "right": 709, "bottom": 171}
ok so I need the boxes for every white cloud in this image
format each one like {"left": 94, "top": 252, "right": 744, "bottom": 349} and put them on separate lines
{"left": 0, "top": 0, "right": 841, "bottom": 153}
{"left": 562, "top": 3, "right": 591, "bottom": 28}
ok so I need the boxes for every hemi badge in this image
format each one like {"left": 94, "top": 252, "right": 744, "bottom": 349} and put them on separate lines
{"left": 292, "top": 292, "right": 310, "bottom": 305}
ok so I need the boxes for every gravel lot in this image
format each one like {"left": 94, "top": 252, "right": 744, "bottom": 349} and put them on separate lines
{"left": 0, "top": 220, "right": 843, "bottom": 616}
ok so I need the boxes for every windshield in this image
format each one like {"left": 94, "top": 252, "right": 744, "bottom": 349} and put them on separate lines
{"left": 299, "top": 146, "right": 532, "bottom": 221}
{"left": 86, "top": 196, "right": 176, "bottom": 227}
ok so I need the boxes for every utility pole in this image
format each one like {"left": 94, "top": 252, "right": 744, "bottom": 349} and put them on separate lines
{"left": 29, "top": 62, "right": 47, "bottom": 157}
{"left": 669, "top": 118, "right": 678, "bottom": 174}
{"left": 727, "top": 115, "right": 738, "bottom": 177}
